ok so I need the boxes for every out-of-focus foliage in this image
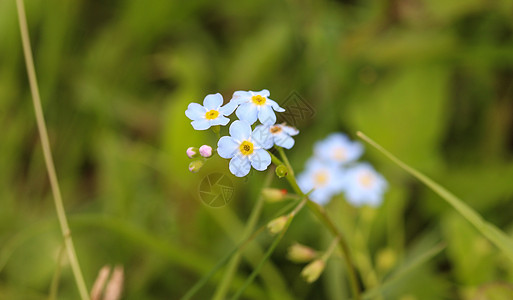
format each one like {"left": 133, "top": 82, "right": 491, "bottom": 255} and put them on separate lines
{"left": 1, "top": 0, "right": 513, "bottom": 299}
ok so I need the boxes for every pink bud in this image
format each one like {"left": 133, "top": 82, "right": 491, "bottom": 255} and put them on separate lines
{"left": 186, "top": 147, "right": 197, "bottom": 158}
{"left": 199, "top": 145, "right": 213, "bottom": 158}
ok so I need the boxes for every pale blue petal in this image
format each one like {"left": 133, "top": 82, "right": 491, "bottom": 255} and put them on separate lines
{"left": 281, "top": 125, "right": 299, "bottom": 136}
{"left": 258, "top": 106, "right": 276, "bottom": 125}
{"left": 185, "top": 103, "right": 206, "bottom": 120}
{"left": 236, "top": 103, "right": 258, "bottom": 125}
{"left": 217, "top": 136, "right": 239, "bottom": 158}
{"left": 231, "top": 91, "right": 252, "bottom": 104}
{"left": 267, "top": 99, "right": 285, "bottom": 112}
{"left": 254, "top": 89, "right": 270, "bottom": 97}
{"left": 210, "top": 116, "right": 230, "bottom": 126}
{"left": 191, "top": 119, "right": 211, "bottom": 130}
{"left": 203, "top": 93, "right": 223, "bottom": 110}
{"left": 219, "top": 101, "right": 238, "bottom": 116}
{"left": 249, "top": 149, "right": 271, "bottom": 171}
{"left": 229, "top": 120, "right": 252, "bottom": 141}
{"left": 229, "top": 155, "right": 251, "bottom": 177}
{"left": 274, "top": 132, "right": 294, "bottom": 149}
{"left": 252, "top": 125, "right": 274, "bottom": 149}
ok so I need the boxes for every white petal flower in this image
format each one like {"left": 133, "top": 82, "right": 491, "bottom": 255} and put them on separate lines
{"left": 343, "top": 163, "right": 387, "bottom": 207}
{"left": 297, "top": 158, "right": 345, "bottom": 205}
{"left": 217, "top": 120, "right": 272, "bottom": 177}
{"left": 231, "top": 89, "right": 285, "bottom": 125}
{"left": 314, "top": 133, "right": 363, "bottom": 165}
{"left": 185, "top": 93, "right": 236, "bottom": 130}
{"left": 253, "top": 123, "right": 299, "bottom": 149}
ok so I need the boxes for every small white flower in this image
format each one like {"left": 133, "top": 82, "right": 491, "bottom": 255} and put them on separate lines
{"left": 314, "top": 133, "right": 363, "bottom": 165}
{"left": 344, "top": 163, "right": 387, "bottom": 207}
{"left": 297, "top": 158, "right": 345, "bottom": 205}
{"left": 217, "top": 120, "right": 272, "bottom": 177}
{"left": 231, "top": 89, "right": 285, "bottom": 125}
{"left": 185, "top": 93, "right": 237, "bottom": 130}
{"left": 253, "top": 123, "right": 299, "bottom": 149}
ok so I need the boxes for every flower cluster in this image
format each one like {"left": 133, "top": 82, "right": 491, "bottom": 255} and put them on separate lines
{"left": 297, "top": 133, "right": 387, "bottom": 206}
{"left": 185, "top": 90, "right": 299, "bottom": 177}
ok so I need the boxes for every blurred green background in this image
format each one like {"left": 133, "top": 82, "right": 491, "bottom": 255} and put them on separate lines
{"left": 1, "top": 0, "right": 513, "bottom": 299}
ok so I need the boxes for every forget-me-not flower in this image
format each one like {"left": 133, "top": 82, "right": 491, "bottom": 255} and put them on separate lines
{"left": 314, "top": 133, "right": 363, "bottom": 165}
{"left": 343, "top": 163, "right": 387, "bottom": 207}
{"left": 185, "top": 93, "right": 237, "bottom": 130}
{"left": 217, "top": 120, "right": 272, "bottom": 177}
{"left": 231, "top": 89, "right": 285, "bottom": 125}
{"left": 297, "top": 158, "right": 345, "bottom": 205}
{"left": 253, "top": 123, "right": 299, "bottom": 149}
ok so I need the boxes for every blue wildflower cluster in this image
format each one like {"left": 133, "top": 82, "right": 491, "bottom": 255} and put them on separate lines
{"left": 297, "top": 133, "right": 387, "bottom": 206}
{"left": 186, "top": 90, "right": 299, "bottom": 177}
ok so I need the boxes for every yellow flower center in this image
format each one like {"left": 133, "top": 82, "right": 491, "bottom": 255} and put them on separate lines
{"left": 239, "top": 141, "right": 254, "bottom": 155}
{"left": 313, "top": 171, "right": 329, "bottom": 187}
{"left": 359, "top": 172, "right": 374, "bottom": 188}
{"left": 333, "top": 147, "right": 346, "bottom": 161}
{"left": 205, "top": 110, "right": 219, "bottom": 120}
{"left": 270, "top": 125, "right": 282, "bottom": 134}
{"left": 252, "top": 95, "right": 267, "bottom": 106}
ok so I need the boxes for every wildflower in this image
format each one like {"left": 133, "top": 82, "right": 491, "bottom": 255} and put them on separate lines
{"left": 217, "top": 120, "right": 272, "bottom": 177}
{"left": 199, "top": 145, "right": 213, "bottom": 158}
{"left": 231, "top": 89, "right": 285, "bottom": 125}
{"left": 343, "top": 163, "right": 387, "bottom": 206}
{"left": 297, "top": 158, "right": 345, "bottom": 205}
{"left": 253, "top": 123, "right": 299, "bottom": 149}
{"left": 314, "top": 133, "right": 363, "bottom": 165}
{"left": 186, "top": 147, "right": 198, "bottom": 158}
{"left": 301, "top": 259, "right": 325, "bottom": 283}
{"left": 185, "top": 93, "right": 237, "bottom": 130}
{"left": 287, "top": 243, "right": 317, "bottom": 263}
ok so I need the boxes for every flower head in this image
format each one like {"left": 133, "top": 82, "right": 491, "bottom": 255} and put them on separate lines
{"left": 185, "top": 93, "right": 237, "bottom": 130}
{"left": 343, "top": 163, "right": 387, "bottom": 207}
{"left": 231, "top": 89, "right": 285, "bottom": 125}
{"left": 297, "top": 158, "right": 345, "bottom": 205}
{"left": 253, "top": 123, "right": 299, "bottom": 149}
{"left": 217, "top": 120, "right": 272, "bottom": 177}
{"left": 314, "top": 133, "right": 363, "bottom": 165}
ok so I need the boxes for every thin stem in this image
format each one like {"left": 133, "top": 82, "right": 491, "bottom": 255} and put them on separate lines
{"left": 15, "top": 1, "right": 89, "bottom": 299}
{"left": 269, "top": 150, "right": 362, "bottom": 300}
{"left": 321, "top": 237, "right": 340, "bottom": 262}
{"left": 213, "top": 170, "right": 274, "bottom": 300}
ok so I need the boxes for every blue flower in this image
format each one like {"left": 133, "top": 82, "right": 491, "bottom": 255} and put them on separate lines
{"left": 297, "top": 158, "right": 345, "bottom": 205}
{"left": 217, "top": 120, "right": 272, "bottom": 177}
{"left": 314, "top": 133, "right": 363, "bottom": 165}
{"left": 253, "top": 123, "right": 299, "bottom": 149}
{"left": 231, "top": 89, "right": 285, "bottom": 125}
{"left": 185, "top": 93, "right": 237, "bottom": 130}
{"left": 343, "top": 163, "right": 387, "bottom": 207}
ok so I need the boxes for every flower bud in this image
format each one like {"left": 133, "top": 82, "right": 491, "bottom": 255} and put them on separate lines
{"left": 301, "top": 259, "right": 325, "bottom": 283}
{"left": 376, "top": 248, "right": 397, "bottom": 273}
{"left": 275, "top": 165, "right": 288, "bottom": 178}
{"left": 188, "top": 160, "right": 204, "bottom": 173}
{"left": 186, "top": 147, "right": 198, "bottom": 158}
{"left": 267, "top": 215, "right": 289, "bottom": 234}
{"left": 287, "top": 243, "right": 317, "bottom": 263}
{"left": 199, "top": 145, "right": 213, "bottom": 158}
{"left": 262, "top": 188, "right": 287, "bottom": 202}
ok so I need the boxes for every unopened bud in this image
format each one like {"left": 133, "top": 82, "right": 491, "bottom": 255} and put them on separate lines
{"left": 262, "top": 188, "right": 287, "bottom": 202}
{"left": 287, "top": 243, "right": 317, "bottom": 263}
{"left": 186, "top": 147, "right": 198, "bottom": 158}
{"left": 199, "top": 145, "right": 213, "bottom": 158}
{"left": 188, "top": 160, "right": 204, "bottom": 173}
{"left": 301, "top": 259, "right": 325, "bottom": 283}
{"left": 267, "top": 216, "right": 289, "bottom": 234}
{"left": 376, "top": 248, "right": 397, "bottom": 273}
{"left": 275, "top": 165, "right": 288, "bottom": 178}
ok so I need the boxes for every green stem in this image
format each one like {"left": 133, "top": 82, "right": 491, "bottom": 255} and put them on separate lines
{"left": 15, "top": 1, "right": 89, "bottom": 299}
{"left": 268, "top": 150, "right": 362, "bottom": 300}
{"left": 213, "top": 171, "right": 274, "bottom": 300}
